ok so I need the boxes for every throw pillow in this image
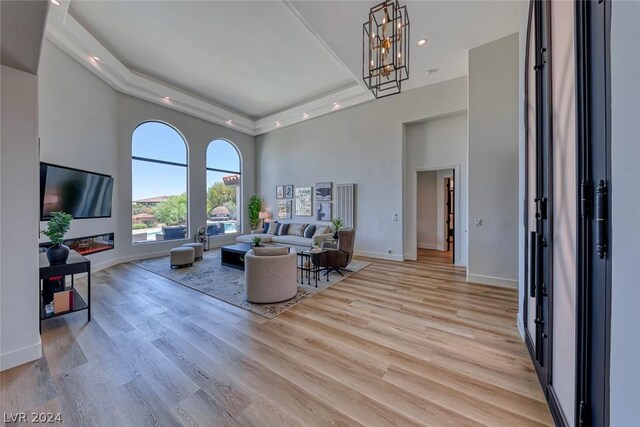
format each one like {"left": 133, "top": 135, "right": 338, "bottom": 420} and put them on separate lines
{"left": 252, "top": 247, "right": 290, "bottom": 256}
{"left": 303, "top": 224, "right": 316, "bottom": 238}
{"left": 266, "top": 222, "right": 278, "bottom": 235}
{"left": 262, "top": 222, "right": 270, "bottom": 234}
{"left": 288, "top": 223, "right": 306, "bottom": 236}
{"left": 276, "top": 223, "right": 290, "bottom": 236}
{"left": 314, "top": 225, "right": 332, "bottom": 236}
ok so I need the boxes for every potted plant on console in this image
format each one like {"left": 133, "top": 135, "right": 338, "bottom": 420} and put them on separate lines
{"left": 331, "top": 217, "right": 344, "bottom": 239}
{"left": 252, "top": 236, "right": 262, "bottom": 247}
{"left": 41, "top": 211, "right": 73, "bottom": 265}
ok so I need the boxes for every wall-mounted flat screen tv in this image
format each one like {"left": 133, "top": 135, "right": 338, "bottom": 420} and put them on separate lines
{"left": 40, "top": 163, "right": 114, "bottom": 220}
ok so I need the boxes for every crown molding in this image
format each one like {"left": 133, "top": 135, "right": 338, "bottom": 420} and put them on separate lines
{"left": 44, "top": 0, "right": 375, "bottom": 136}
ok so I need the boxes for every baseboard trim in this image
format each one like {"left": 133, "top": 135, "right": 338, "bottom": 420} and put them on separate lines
{"left": 0, "top": 339, "right": 42, "bottom": 371}
{"left": 354, "top": 250, "right": 403, "bottom": 262}
{"left": 466, "top": 273, "right": 518, "bottom": 289}
{"left": 417, "top": 243, "right": 439, "bottom": 250}
{"left": 517, "top": 314, "right": 525, "bottom": 340}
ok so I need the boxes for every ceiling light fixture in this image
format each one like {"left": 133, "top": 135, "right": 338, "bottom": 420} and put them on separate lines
{"left": 417, "top": 39, "right": 427, "bottom": 46}
{"left": 333, "top": 103, "right": 340, "bottom": 109}
{"left": 227, "top": 120, "right": 233, "bottom": 125}
{"left": 303, "top": 113, "right": 308, "bottom": 118}
{"left": 163, "top": 96, "right": 171, "bottom": 101}
{"left": 275, "top": 121, "right": 281, "bottom": 127}
{"left": 51, "top": 0, "right": 61, "bottom": 6}
{"left": 362, "top": 0, "right": 410, "bottom": 99}
{"left": 91, "top": 56, "right": 101, "bottom": 61}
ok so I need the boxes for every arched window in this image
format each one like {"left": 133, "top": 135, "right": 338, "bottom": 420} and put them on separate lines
{"left": 131, "top": 122, "right": 188, "bottom": 243}
{"left": 206, "top": 139, "right": 241, "bottom": 235}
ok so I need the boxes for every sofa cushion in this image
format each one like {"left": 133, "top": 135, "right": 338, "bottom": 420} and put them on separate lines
{"left": 276, "top": 223, "right": 289, "bottom": 236}
{"left": 314, "top": 225, "right": 332, "bottom": 236}
{"left": 272, "top": 235, "right": 312, "bottom": 247}
{"left": 303, "top": 224, "right": 316, "bottom": 238}
{"left": 262, "top": 222, "right": 270, "bottom": 234}
{"left": 252, "top": 247, "right": 290, "bottom": 256}
{"left": 288, "top": 223, "right": 306, "bottom": 236}
{"left": 236, "top": 234, "right": 273, "bottom": 244}
{"left": 266, "top": 223, "right": 278, "bottom": 235}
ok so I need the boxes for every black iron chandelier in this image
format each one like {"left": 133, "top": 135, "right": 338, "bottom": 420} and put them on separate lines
{"left": 362, "top": 0, "right": 410, "bottom": 99}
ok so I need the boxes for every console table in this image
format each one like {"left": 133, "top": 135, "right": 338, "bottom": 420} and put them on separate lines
{"left": 39, "top": 250, "right": 91, "bottom": 333}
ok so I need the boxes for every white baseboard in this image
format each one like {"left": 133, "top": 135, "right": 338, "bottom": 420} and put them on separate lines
{"left": 517, "top": 314, "right": 525, "bottom": 340}
{"left": 466, "top": 273, "right": 518, "bottom": 289}
{"left": 354, "top": 250, "right": 404, "bottom": 262}
{"left": 417, "top": 243, "right": 439, "bottom": 250}
{"left": 0, "top": 339, "right": 42, "bottom": 371}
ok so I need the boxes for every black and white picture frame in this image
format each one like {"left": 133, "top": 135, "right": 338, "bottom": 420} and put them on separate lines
{"left": 276, "top": 185, "right": 284, "bottom": 199}
{"left": 284, "top": 185, "right": 294, "bottom": 199}
{"left": 316, "top": 201, "right": 331, "bottom": 221}
{"left": 315, "top": 182, "right": 332, "bottom": 201}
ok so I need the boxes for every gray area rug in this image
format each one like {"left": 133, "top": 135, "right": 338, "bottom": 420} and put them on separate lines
{"left": 131, "top": 249, "right": 370, "bottom": 318}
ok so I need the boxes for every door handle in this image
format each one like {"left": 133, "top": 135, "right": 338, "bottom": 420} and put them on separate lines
{"left": 535, "top": 232, "right": 544, "bottom": 300}
{"left": 596, "top": 180, "right": 608, "bottom": 259}
{"left": 529, "top": 231, "right": 537, "bottom": 298}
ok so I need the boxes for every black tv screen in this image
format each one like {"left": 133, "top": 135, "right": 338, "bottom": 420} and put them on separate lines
{"left": 40, "top": 163, "right": 114, "bottom": 220}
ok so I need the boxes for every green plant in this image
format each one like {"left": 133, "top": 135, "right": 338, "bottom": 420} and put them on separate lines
{"left": 248, "top": 195, "right": 262, "bottom": 230}
{"left": 252, "top": 236, "right": 262, "bottom": 247}
{"left": 41, "top": 212, "right": 72, "bottom": 245}
{"left": 331, "top": 217, "right": 344, "bottom": 233}
{"left": 132, "top": 223, "right": 148, "bottom": 230}
{"left": 153, "top": 194, "right": 187, "bottom": 225}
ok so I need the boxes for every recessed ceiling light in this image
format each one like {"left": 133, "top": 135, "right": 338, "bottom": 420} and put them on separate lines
{"left": 275, "top": 121, "right": 281, "bottom": 127}
{"left": 417, "top": 39, "right": 427, "bottom": 46}
{"left": 91, "top": 56, "right": 100, "bottom": 61}
{"left": 163, "top": 96, "right": 171, "bottom": 101}
{"left": 425, "top": 68, "right": 439, "bottom": 76}
{"left": 303, "top": 113, "right": 308, "bottom": 118}
{"left": 51, "top": 0, "right": 61, "bottom": 6}
{"left": 333, "top": 102, "right": 340, "bottom": 109}
{"left": 227, "top": 119, "right": 233, "bottom": 125}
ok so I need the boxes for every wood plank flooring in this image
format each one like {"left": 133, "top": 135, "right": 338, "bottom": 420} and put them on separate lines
{"left": 1, "top": 249, "right": 552, "bottom": 426}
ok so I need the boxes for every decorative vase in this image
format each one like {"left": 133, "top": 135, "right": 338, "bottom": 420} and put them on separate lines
{"left": 333, "top": 231, "right": 339, "bottom": 239}
{"left": 46, "top": 243, "right": 70, "bottom": 265}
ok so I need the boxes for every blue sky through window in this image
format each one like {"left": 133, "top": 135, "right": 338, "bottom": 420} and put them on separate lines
{"left": 131, "top": 124, "right": 240, "bottom": 201}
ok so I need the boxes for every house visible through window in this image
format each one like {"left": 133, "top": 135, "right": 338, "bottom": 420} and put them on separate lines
{"left": 206, "top": 139, "right": 241, "bottom": 236}
{"left": 131, "top": 121, "right": 188, "bottom": 244}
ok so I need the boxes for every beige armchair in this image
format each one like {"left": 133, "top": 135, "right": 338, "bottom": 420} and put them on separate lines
{"left": 321, "top": 228, "right": 356, "bottom": 276}
{"left": 244, "top": 249, "right": 298, "bottom": 303}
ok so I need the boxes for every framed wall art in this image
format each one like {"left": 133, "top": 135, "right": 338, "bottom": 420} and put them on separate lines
{"left": 294, "top": 187, "right": 313, "bottom": 216}
{"left": 276, "top": 185, "right": 284, "bottom": 199}
{"left": 277, "top": 199, "right": 292, "bottom": 219}
{"left": 315, "top": 182, "right": 332, "bottom": 201}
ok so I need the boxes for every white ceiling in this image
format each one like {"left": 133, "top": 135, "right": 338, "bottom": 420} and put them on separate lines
{"left": 46, "top": 0, "right": 525, "bottom": 135}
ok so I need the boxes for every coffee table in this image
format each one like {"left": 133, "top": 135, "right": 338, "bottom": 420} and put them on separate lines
{"left": 220, "top": 243, "right": 252, "bottom": 270}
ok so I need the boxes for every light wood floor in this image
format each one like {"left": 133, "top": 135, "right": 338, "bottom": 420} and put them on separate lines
{"left": 1, "top": 249, "right": 552, "bottom": 426}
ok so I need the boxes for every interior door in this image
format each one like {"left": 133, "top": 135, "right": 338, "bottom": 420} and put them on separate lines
{"left": 576, "top": 0, "right": 611, "bottom": 425}
{"left": 445, "top": 175, "right": 455, "bottom": 262}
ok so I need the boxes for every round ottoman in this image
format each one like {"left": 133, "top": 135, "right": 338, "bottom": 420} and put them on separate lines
{"left": 182, "top": 243, "right": 204, "bottom": 261}
{"left": 170, "top": 246, "right": 195, "bottom": 268}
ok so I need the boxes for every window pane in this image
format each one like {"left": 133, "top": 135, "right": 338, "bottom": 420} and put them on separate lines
{"left": 206, "top": 139, "right": 240, "bottom": 172}
{"left": 132, "top": 122, "right": 188, "bottom": 244}
{"left": 207, "top": 170, "right": 240, "bottom": 235}
{"left": 132, "top": 121, "right": 187, "bottom": 164}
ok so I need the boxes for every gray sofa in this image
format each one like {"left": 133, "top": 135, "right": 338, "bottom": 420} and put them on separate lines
{"left": 236, "top": 222, "right": 333, "bottom": 249}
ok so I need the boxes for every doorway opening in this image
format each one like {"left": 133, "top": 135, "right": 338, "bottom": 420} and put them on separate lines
{"left": 416, "top": 168, "right": 455, "bottom": 264}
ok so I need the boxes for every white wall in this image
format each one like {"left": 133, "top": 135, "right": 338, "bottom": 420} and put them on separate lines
{"left": 38, "top": 40, "right": 120, "bottom": 267}
{"left": 404, "top": 114, "right": 467, "bottom": 264}
{"left": 0, "top": 65, "right": 42, "bottom": 370}
{"left": 416, "top": 171, "right": 438, "bottom": 250}
{"left": 468, "top": 33, "right": 520, "bottom": 288}
{"left": 37, "top": 41, "right": 256, "bottom": 271}
{"left": 610, "top": 1, "right": 640, "bottom": 424}
{"left": 256, "top": 77, "right": 467, "bottom": 261}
